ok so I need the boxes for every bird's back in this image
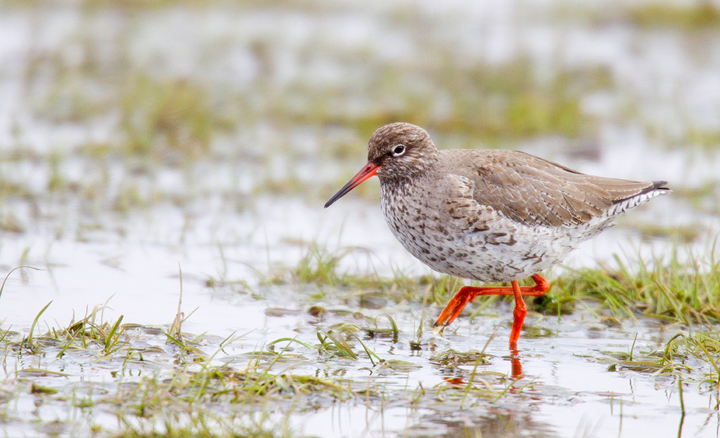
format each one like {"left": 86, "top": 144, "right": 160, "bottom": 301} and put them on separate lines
{"left": 439, "top": 149, "right": 669, "bottom": 230}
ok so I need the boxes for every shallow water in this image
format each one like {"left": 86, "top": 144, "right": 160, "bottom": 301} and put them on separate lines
{"left": 2, "top": 277, "right": 717, "bottom": 437}
{"left": 0, "top": 0, "right": 719, "bottom": 437}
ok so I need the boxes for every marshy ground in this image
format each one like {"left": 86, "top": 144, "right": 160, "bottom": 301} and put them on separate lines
{"left": 0, "top": 0, "right": 719, "bottom": 437}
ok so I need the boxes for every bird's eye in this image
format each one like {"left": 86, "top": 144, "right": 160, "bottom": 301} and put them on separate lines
{"left": 392, "top": 144, "right": 406, "bottom": 157}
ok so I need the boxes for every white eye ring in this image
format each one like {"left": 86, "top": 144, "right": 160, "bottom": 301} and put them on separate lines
{"left": 392, "top": 144, "right": 406, "bottom": 157}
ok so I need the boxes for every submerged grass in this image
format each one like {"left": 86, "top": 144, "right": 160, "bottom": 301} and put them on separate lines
{"left": 0, "top": 313, "right": 354, "bottom": 436}
{"left": 0, "top": 299, "right": 519, "bottom": 437}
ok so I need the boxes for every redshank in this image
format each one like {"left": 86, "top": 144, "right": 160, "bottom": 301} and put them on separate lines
{"left": 324, "top": 123, "right": 669, "bottom": 347}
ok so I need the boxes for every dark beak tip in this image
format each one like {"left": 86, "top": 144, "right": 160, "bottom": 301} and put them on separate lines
{"left": 323, "top": 162, "right": 379, "bottom": 209}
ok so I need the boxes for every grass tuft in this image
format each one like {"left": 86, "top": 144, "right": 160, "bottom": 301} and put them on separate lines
{"left": 552, "top": 246, "right": 720, "bottom": 324}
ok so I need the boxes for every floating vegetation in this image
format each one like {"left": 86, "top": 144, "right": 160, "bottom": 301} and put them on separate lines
{"left": 430, "top": 349, "right": 492, "bottom": 369}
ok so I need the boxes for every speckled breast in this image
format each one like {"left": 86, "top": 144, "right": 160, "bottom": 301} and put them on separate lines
{"left": 379, "top": 181, "right": 581, "bottom": 283}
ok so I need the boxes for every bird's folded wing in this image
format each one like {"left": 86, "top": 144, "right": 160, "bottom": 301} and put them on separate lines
{"left": 446, "top": 150, "right": 659, "bottom": 228}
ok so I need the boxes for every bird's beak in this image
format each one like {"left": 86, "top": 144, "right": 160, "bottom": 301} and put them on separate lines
{"left": 324, "top": 162, "right": 380, "bottom": 208}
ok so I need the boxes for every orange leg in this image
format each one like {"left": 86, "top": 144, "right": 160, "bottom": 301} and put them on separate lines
{"left": 433, "top": 274, "right": 550, "bottom": 346}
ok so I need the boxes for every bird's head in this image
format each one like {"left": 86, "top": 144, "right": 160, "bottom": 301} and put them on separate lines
{"left": 324, "top": 123, "right": 438, "bottom": 208}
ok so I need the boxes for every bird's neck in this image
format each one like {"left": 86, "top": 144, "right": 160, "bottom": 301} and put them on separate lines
{"left": 379, "top": 163, "right": 435, "bottom": 188}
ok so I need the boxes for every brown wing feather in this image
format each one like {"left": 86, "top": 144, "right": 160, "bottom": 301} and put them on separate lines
{"left": 443, "top": 149, "right": 663, "bottom": 228}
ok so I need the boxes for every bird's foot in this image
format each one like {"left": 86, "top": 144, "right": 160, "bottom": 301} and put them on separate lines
{"left": 433, "top": 287, "right": 478, "bottom": 332}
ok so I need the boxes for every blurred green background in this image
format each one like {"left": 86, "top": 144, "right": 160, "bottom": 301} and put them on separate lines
{"left": 1, "top": 0, "right": 719, "bottom": 221}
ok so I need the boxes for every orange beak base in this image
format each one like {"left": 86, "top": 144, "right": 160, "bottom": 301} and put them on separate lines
{"left": 324, "top": 162, "right": 380, "bottom": 208}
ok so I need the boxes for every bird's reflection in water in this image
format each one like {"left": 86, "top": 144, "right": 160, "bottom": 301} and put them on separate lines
{"left": 510, "top": 346, "right": 523, "bottom": 379}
